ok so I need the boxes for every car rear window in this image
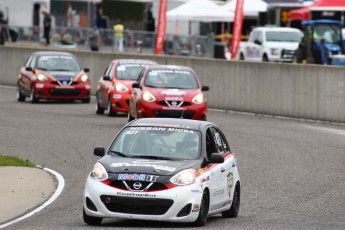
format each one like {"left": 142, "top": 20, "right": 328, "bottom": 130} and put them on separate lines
{"left": 145, "top": 69, "right": 198, "bottom": 89}
{"left": 110, "top": 126, "right": 201, "bottom": 160}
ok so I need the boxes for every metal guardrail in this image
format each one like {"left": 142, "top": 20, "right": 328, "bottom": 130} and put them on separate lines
{"left": 0, "top": 25, "right": 215, "bottom": 58}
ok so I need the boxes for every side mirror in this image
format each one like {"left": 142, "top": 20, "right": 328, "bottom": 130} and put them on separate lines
{"left": 25, "top": 66, "right": 33, "bottom": 72}
{"left": 202, "top": 85, "right": 209, "bottom": 91}
{"left": 94, "top": 147, "right": 105, "bottom": 157}
{"left": 84, "top": 68, "right": 90, "bottom": 73}
{"left": 254, "top": 39, "right": 262, "bottom": 45}
{"left": 132, "top": 82, "right": 140, "bottom": 88}
{"left": 208, "top": 153, "right": 224, "bottom": 164}
{"left": 103, "top": 76, "right": 111, "bottom": 81}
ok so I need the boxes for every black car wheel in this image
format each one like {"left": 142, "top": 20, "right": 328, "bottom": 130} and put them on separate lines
{"left": 29, "top": 86, "right": 39, "bottom": 103}
{"left": 194, "top": 190, "right": 209, "bottom": 226}
{"left": 222, "top": 183, "right": 240, "bottom": 218}
{"left": 262, "top": 54, "right": 269, "bottom": 62}
{"left": 16, "top": 84, "right": 26, "bottom": 102}
{"left": 82, "top": 97, "right": 90, "bottom": 103}
{"left": 83, "top": 207, "right": 102, "bottom": 225}
{"left": 107, "top": 97, "right": 116, "bottom": 117}
{"left": 95, "top": 97, "right": 105, "bottom": 115}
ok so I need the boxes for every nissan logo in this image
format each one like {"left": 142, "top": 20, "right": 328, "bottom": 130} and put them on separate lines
{"left": 133, "top": 182, "right": 142, "bottom": 190}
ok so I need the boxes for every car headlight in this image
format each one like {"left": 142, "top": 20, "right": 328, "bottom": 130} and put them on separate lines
{"left": 81, "top": 74, "right": 88, "bottom": 82}
{"left": 115, "top": 83, "right": 128, "bottom": 92}
{"left": 170, "top": 168, "right": 196, "bottom": 186}
{"left": 192, "top": 93, "right": 205, "bottom": 104}
{"left": 37, "top": 74, "right": 49, "bottom": 82}
{"left": 270, "top": 48, "right": 279, "bottom": 55}
{"left": 90, "top": 162, "right": 108, "bottom": 181}
{"left": 142, "top": 91, "right": 156, "bottom": 102}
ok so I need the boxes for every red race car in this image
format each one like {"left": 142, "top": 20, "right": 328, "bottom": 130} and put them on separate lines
{"left": 95, "top": 59, "right": 157, "bottom": 116}
{"left": 17, "top": 51, "right": 91, "bottom": 103}
{"left": 128, "top": 65, "right": 209, "bottom": 122}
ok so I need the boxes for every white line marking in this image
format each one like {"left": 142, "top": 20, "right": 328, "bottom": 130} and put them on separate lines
{"left": 0, "top": 167, "right": 65, "bottom": 229}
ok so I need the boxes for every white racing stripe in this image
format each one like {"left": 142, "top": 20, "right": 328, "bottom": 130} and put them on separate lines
{"left": 0, "top": 167, "right": 65, "bottom": 229}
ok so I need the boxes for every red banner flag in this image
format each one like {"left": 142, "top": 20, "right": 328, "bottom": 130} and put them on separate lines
{"left": 231, "top": 0, "right": 244, "bottom": 59}
{"left": 155, "top": 0, "right": 168, "bottom": 55}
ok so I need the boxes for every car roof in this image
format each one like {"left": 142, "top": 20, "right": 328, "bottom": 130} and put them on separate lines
{"left": 147, "top": 65, "right": 192, "bottom": 71}
{"left": 31, "top": 51, "right": 75, "bottom": 57}
{"left": 117, "top": 59, "right": 157, "bottom": 65}
{"left": 128, "top": 118, "right": 214, "bottom": 131}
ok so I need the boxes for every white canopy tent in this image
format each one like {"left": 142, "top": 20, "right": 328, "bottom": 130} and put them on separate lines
{"left": 223, "top": 0, "right": 267, "bottom": 17}
{"left": 167, "top": 0, "right": 234, "bottom": 22}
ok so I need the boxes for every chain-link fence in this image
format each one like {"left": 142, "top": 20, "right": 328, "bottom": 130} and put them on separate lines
{"left": 0, "top": 25, "right": 215, "bottom": 58}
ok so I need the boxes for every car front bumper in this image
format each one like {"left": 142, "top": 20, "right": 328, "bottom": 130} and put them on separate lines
{"left": 34, "top": 82, "right": 91, "bottom": 100}
{"left": 137, "top": 101, "right": 207, "bottom": 121}
{"left": 84, "top": 176, "right": 203, "bottom": 223}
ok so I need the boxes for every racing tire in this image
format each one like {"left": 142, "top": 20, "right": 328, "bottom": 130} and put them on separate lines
{"left": 239, "top": 53, "right": 245, "bottom": 60}
{"left": 194, "top": 190, "right": 209, "bottom": 227}
{"left": 222, "top": 183, "right": 240, "bottom": 218}
{"left": 29, "top": 87, "right": 39, "bottom": 103}
{"left": 16, "top": 84, "right": 26, "bottom": 102}
{"left": 82, "top": 97, "right": 90, "bottom": 103}
{"left": 95, "top": 98, "right": 105, "bottom": 115}
{"left": 106, "top": 97, "right": 116, "bottom": 117}
{"left": 83, "top": 207, "right": 102, "bottom": 225}
{"left": 262, "top": 54, "right": 269, "bottom": 62}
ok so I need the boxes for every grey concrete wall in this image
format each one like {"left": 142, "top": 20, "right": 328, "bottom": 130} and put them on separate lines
{"left": 1, "top": 45, "right": 344, "bottom": 123}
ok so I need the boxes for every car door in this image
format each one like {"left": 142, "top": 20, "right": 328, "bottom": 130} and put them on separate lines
{"left": 19, "top": 55, "right": 35, "bottom": 94}
{"left": 99, "top": 63, "right": 114, "bottom": 106}
{"left": 252, "top": 31, "right": 263, "bottom": 61}
{"left": 207, "top": 126, "right": 234, "bottom": 211}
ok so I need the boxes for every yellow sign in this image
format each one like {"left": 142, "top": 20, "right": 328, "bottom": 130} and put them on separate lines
{"left": 281, "top": 11, "right": 290, "bottom": 23}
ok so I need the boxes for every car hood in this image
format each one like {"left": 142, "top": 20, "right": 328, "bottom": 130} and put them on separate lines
{"left": 99, "top": 155, "right": 200, "bottom": 176}
{"left": 46, "top": 71, "right": 80, "bottom": 81}
{"left": 265, "top": 42, "right": 299, "bottom": 50}
{"left": 146, "top": 88, "right": 201, "bottom": 101}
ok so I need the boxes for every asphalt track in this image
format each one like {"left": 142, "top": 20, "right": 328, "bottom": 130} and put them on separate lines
{"left": 1, "top": 86, "right": 345, "bottom": 230}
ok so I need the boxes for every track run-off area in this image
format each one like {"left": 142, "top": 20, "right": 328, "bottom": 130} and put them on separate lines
{"left": 1, "top": 86, "right": 345, "bottom": 230}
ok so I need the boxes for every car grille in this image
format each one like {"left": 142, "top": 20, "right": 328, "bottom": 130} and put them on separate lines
{"left": 157, "top": 101, "right": 191, "bottom": 107}
{"left": 281, "top": 49, "right": 295, "bottom": 60}
{"left": 153, "top": 110, "right": 195, "bottom": 119}
{"left": 100, "top": 195, "right": 174, "bottom": 215}
{"left": 48, "top": 88, "right": 82, "bottom": 96}
{"left": 110, "top": 180, "right": 168, "bottom": 192}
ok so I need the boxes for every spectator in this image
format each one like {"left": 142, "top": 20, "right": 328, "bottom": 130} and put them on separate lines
{"left": 41, "top": 9, "right": 52, "bottom": 46}
{"left": 113, "top": 19, "right": 124, "bottom": 52}
{"left": 89, "top": 26, "right": 100, "bottom": 51}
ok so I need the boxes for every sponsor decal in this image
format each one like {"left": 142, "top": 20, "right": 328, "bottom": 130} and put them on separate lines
{"left": 213, "top": 189, "right": 225, "bottom": 196}
{"left": 162, "top": 89, "right": 186, "bottom": 96}
{"left": 111, "top": 162, "right": 176, "bottom": 172}
{"left": 50, "top": 71, "right": 76, "bottom": 76}
{"left": 191, "top": 189, "right": 202, "bottom": 193}
{"left": 129, "top": 127, "right": 193, "bottom": 133}
{"left": 134, "top": 123, "right": 191, "bottom": 128}
{"left": 116, "top": 191, "right": 156, "bottom": 198}
{"left": 227, "top": 172, "right": 234, "bottom": 190}
{"left": 117, "top": 173, "right": 159, "bottom": 182}
{"left": 165, "top": 96, "right": 183, "bottom": 101}
{"left": 200, "top": 176, "right": 209, "bottom": 183}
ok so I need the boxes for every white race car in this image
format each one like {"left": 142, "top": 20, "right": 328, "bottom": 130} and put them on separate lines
{"left": 83, "top": 118, "right": 240, "bottom": 226}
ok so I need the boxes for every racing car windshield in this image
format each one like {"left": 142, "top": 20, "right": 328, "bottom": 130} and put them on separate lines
{"left": 116, "top": 64, "right": 147, "bottom": 80}
{"left": 145, "top": 70, "right": 199, "bottom": 89}
{"left": 36, "top": 55, "right": 82, "bottom": 72}
{"left": 110, "top": 126, "right": 201, "bottom": 160}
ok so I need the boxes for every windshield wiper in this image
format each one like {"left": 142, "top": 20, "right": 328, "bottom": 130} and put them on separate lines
{"left": 109, "top": 151, "right": 129, "bottom": 158}
{"left": 37, "top": 67, "right": 48, "bottom": 71}
{"left": 134, "top": 155, "right": 172, "bottom": 160}
{"left": 145, "top": 84, "right": 158, "bottom": 88}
